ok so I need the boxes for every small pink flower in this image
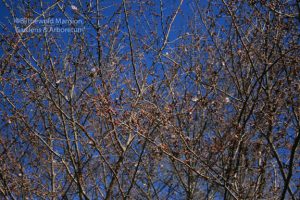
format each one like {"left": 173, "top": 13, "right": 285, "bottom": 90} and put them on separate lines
{"left": 71, "top": 5, "right": 78, "bottom": 12}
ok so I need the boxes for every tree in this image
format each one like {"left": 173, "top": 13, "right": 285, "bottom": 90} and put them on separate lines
{"left": 0, "top": 0, "right": 299, "bottom": 199}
